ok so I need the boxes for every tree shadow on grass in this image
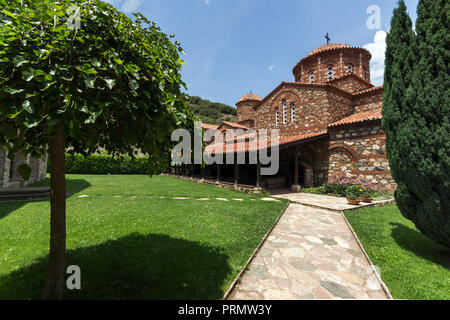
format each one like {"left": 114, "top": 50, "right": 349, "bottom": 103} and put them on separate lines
{"left": 390, "top": 223, "right": 450, "bottom": 270}
{"left": 0, "top": 178, "right": 91, "bottom": 220}
{"left": 0, "top": 233, "right": 232, "bottom": 300}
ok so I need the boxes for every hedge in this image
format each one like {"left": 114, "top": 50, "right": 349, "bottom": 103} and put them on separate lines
{"left": 48, "top": 153, "right": 151, "bottom": 175}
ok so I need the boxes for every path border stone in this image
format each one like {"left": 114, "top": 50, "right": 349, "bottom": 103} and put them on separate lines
{"left": 339, "top": 210, "right": 393, "bottom": 299}
{"left": 223, "top": 201, "right": 290, "bottom": 300}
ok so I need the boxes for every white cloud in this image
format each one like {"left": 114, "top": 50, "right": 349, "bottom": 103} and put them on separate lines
{"left": 121, "top": 0, "right": 143, "bottom": 13}
{"left": 204, "top": 0, "right": 210, "bottom": 5}
{"left": 364, "top": 30, "right": 387, "bottom": 86}
{"left": 268, "top": 65, "right": 276, "bottom": 71}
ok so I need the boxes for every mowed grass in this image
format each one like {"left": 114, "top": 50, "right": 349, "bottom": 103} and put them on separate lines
{"left": 345, "top": 205, "right": 450, "bottom": 300}
{"left": 0, "top": 174, "right": 288, "bottom": 300}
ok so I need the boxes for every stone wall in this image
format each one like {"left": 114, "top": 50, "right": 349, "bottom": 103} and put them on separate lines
{"left": 328, "top": 121, "right": 396, "bottom": 191}
{"left": 253, "top": 84, "right": 354, "bottom": 137}
{"left": 236, "top": 100, "right": 260, "bottom": 124}
{"left": 328, "top": 75, "right": 372, "bottom": 94}
{"left": 353, "top": 90, "right": 383, "bottom": 113}
{"left": 0, "top": 149, "right": 47, "bottom": 188}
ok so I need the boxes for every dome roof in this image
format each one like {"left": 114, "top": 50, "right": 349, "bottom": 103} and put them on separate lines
{"left": 306, "top": 43, "right": 353, "bottom": 57}
{"left": 237, "top": 93, "right": 262, "bottom": 104}
{"left": 293, "top": 43, "right": 372, "bottom": 75}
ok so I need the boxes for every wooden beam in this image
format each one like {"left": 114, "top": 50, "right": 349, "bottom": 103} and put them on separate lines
{"left": 234, "top": 162, "right": 239, "bottom": 187}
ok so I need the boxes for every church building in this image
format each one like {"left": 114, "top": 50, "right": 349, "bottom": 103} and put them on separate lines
{"left": 181, "top": 43, "right": 396, "bottom": 191}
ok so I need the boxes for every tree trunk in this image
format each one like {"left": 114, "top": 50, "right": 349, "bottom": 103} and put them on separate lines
{"left": 42, "top": 129, "right": 66, "bottom": 300}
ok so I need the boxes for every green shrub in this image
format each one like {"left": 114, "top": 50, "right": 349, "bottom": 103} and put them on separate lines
{"left": 48, "top": 154, "right": 151, "bottom": 175}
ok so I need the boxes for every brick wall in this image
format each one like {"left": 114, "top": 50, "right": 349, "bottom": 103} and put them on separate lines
{"left": 354, "top": 91, "right": 383, "bottom": 113}
{"left": 328, "top": 121, "right": 396, "bottom": 191}
{"left": 236, "top": 100, "right": 260, "bottom": 123}
{"left": 328, "top": 75, "right": 372, "bottom": 93}
{"left": 253, "top": 84, "right": 354, "bottom": 137}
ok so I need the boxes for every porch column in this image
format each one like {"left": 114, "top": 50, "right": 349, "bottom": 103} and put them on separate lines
{"left": 292, "top": 149, "right": 301, "bottom": 192}
{"left": 217, "top": 164, "right": 221, "bottom": 183}
{"left": 201, "top": 166, "right": 205, "bottom": 179}
{"left": 234, "top": 162, "right": 239, "bottom": 187}
{"left": 190, "top": 164, "right": 194, "bottom": 178}
{"left": 256, "top": 159, "right": 261, "bottom": 188}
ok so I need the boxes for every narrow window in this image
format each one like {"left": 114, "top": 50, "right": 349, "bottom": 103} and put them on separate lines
{"left": 291, "top": 103, "right": 296, "bottom": 123}
{"left": 347, "top": 64, "right": 353, "bottom": 74}
{"left": 282, "top": 100, "right": 287, "bottom": 125}
{"left": 309, "top": 71, "right": 315, "bottom": 84}
{"left": 275, "top": 107, "right": 279, "bottom": 126}
{"left": 327, "top": 66, "right": 334, "bottom": 81}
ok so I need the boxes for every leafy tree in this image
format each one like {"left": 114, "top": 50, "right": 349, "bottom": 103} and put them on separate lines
{"left": 186, "top": 95, "right": 236, "bottom": 125}
{"left": 0, "top": 0, "right": 193, "bottom": 298}
{"left": 383, "top": 0, "right": 450, "bottom": 247}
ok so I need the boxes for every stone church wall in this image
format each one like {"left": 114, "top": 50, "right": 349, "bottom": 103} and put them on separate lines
{"left": 328, "top": 121, "right": 396, "bottom": 191}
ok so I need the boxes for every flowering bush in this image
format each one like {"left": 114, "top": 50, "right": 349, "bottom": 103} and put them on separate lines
{"left": 344, "top": 185, "right": 366, "bottom": 200}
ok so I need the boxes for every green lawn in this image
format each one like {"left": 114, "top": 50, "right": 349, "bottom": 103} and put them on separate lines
{"left": 345, "top": 205, "right": 450, "bottom": 300}
{"left": 0, "top": 174, "right": 288, "bottom": 300}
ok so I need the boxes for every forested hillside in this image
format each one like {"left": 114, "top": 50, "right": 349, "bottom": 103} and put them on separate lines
{"left": 186, "top": 95, "right": 236, "bottom": 125}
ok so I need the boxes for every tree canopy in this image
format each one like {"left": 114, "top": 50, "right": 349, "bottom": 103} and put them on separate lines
{"left": 186, "top": 95, "right": 236, "bottom": 125}
{"left": 0, "top": 0, "right": 193, "bottom": 172}
{"left": 383, "top": 0, "right": 450, "bottom": 247}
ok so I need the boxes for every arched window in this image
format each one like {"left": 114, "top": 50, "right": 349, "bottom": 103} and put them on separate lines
{"left": 282, "top": 99, "right": 287, "bottom": 125}
{"left": 275, "top": 107, "right": 279, "bottom": 126}
{"left": 309, "top": 71, "right": 315, "bottom": 84}
{"left": 347, "top": 64, "right": 354, "bottom": 74}
{"left": 291, "top": 103, "right": 296, "bottom": 123}
{"left": 327, "top": 66, "right": 334, "bottom": 81}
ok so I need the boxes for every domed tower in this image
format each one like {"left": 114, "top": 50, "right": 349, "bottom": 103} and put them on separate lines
{"left": 235, "top": 93, "right": 262, "bottom": 126}
{"left": 292, "top": 43, "right": 372, "bottom": 84}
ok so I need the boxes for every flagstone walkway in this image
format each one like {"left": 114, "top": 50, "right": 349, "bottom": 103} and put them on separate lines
{"left": 229, "top": 203, "right": 392, "bottom": 300}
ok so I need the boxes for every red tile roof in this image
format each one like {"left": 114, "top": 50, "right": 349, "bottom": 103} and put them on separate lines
{"left": 205, "top": 131, "right": 327, "bottom": 155}
{"left": 329, "top": 109, "right": 382, "bottom": 127}
{"left": 293, "top": 43, "right": 372, "bottom": 75}
{"left": 352, "top": 85, "right": 383, "bottom": 97}
{"left": 202, "top": 123, "right": 219, "bottom": 130}
{"left": 306, "top": 43, "right": 353, "bottom": 57}
{"left": 326, "top": 73, "right": 374, "bottom": 89}
{"left": 219, "top": 121, "right": 249, "bottom": 130}
{"left": 237, "top": 93, "right": 262, "bottom": 104}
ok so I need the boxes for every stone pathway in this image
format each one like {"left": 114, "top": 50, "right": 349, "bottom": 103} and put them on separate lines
{"left": 229, "top": 203, "right": 391, "bottom": 300}
{"left": 270, "top": 189, "right": 393, "bottom": 211}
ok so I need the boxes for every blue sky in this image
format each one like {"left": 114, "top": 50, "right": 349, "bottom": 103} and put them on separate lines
{"left": 105, "top": 0, "right": 419, "bottom": 107}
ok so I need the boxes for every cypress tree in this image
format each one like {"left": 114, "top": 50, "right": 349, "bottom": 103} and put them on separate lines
{"left": 383, "top": 0, "right": 450, "bottom": 247}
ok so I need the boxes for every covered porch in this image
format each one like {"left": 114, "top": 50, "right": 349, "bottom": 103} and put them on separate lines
{"left": 170, "top": 132, "right": 329, "bottom": 191}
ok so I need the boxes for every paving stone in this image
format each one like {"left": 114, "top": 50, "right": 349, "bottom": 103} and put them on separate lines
{"left": 261, "top": 197, "right": 281, "bottom": 202}
{"left": 320, "top": 281, "right": 355, "bottom": 299}
{"left": 290, "top": 260, "right": 317, "bottom": 272}
{"left": 247, "top": 265, "right": 270, "bottom": 279}
{"left": 321, "top": 238, "right": 338, "bottom": 245}
{"left": 259, "top": 248, "right": 273, "bottom": 257}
